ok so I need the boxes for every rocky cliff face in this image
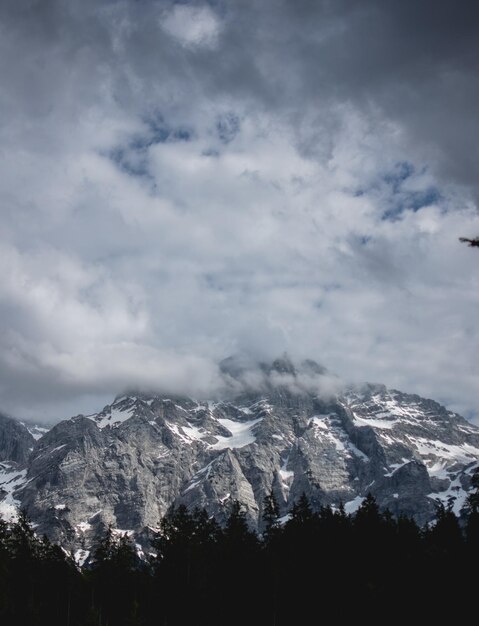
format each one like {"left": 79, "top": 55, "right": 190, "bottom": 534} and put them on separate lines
{"left": 0, "top": 413, "right": 35, "bottom": 519}
{"left": 1, "top": 357, "right": 478, "bottom": 563}
{"left": 0, "top": 413, "right": 35, "bottom": 464}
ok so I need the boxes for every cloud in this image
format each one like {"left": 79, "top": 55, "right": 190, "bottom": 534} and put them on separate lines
{"left": 161, "top": 4, "right": 221, "bottom": 49}
{"left": 0, "top": 1, "right": 478, "bottom": 422}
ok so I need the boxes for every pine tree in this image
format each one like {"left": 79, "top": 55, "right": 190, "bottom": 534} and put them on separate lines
{"left": 223, "top": 500, "right": 258, "bottom": 552}
{"left": 89, "top": 525, "right": 140, "bottom": 626}
{"left": 290, "top": 492, "right": 313, "bottom": 525}
{"left": 93, "top": 524, "right": 116, "bottom": 564}
{"left": 465, "top": 468, "right": 479, "bottom": 552}
{"left": 428, "top": 498, "right": 463, "bottom": 553}
{"left": 466, "top": 467, "right": 479, "bottom": 513}
{"left": 262, "top": 491, "right": 280, "bottom": 537}
{"left": 153, "top": 504, "right": 196, "bottom": 560}
{"left": 355, "top": 493, "right": 380, "bottom": 521}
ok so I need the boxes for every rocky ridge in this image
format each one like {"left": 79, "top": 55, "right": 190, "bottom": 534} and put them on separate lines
{"left": 0, "top": 357, "right": 478, "bottom": 564}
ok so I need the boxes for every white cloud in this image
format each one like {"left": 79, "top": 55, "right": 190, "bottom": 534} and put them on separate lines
{"left": 161, "top": 5, "right": 221, "bottom": 49}
{"left": 0, "top": 0, "right": 478, "bottom": 423}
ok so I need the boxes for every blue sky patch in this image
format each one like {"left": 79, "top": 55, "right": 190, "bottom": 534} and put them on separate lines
{"left": 107, "top": 114, "right": 193, "bottom": 179}
{"left": 379, "top": 162, "right": 442, "bottom": 221}
{"left": 216, "top": 113, "right": 240, "bottom": 144}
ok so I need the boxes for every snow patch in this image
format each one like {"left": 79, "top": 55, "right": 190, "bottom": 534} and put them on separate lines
{"left": 22, "top": 423, "right": 50, "bottom": 440}
{"left": 352, "top": 414, "right": 395, "bottom": 429}
{"left": 219, "top": 493, "right": 231, "bottom": 504}
{"left": 383, "top": 458, "right": 411, "bottom": 477}
{"left": 347, "top": 441, "right": 369, "bottom": 462}
{"left": 183, "top": 459, "right": 216, "bottom": 493}
{"left": 50, "top": 444, "right": 67, "bottom": 454}
{"left": 0, "top": 465, "right": 28, "bottom": 521}
{"left": 279, "top": 454, "right": 294, "bottom": 490}
{"left": 88, "top": 405, "right": 135, "bottom": 429}
{"left": 112, "top": 528, "right": 134, "bottom": 537}
{"left": 407, "top": 437, "right": 479, "bottom": 467}
{"left": 211, "top": 418, "right": 262, "bottom": 450}
{"left": 344, "top": 496, "right": 365, "bottom": 514}
{"left": 239, "top": 407, "right": 253, "bottom": 415}
{"left": 310, "top": 415, "right": 330, "bottom": 430}
{"left": 278, "top": 513, "right": 292, "bottom": 525}
{"left": 428, "top": 474, "right": 468, "bottom": 516}
{"left": 183, "top": 424, "right": 207, "bottom": 441}
{"left": 74, "top": 549, "right": 90, "bottom": 568}
{"left": 167, "top": 422, "right": 208, "bottom": 444}
{"left": 310, "top": 416, "right": 369, "bottom": 461}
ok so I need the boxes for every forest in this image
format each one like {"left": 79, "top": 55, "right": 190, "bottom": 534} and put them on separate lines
{"left": 1, "top": 478, "right": 478, "bottom": 625}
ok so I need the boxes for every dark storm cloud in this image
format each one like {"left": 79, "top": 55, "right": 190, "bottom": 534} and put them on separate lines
{"left": 0, "top": 0, "right": 478, "bottom": 421}
{"left": 215, "top": 0, "right": 479, "bottom": 191}
{"left": 2, "top": 0, "right": 478, "bottom": 188}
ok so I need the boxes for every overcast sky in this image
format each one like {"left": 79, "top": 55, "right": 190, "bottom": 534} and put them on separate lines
{"left": 1, "top": 0, "right": 479, "bottom": 423}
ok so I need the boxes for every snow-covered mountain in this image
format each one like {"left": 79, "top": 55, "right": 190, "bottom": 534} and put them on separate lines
{"left": 1, "top": 356, "right": 478, "bottom": 563}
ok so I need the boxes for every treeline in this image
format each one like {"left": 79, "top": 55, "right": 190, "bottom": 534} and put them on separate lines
{"left": 1, "top": 481, "right": 479, "bottom": 625}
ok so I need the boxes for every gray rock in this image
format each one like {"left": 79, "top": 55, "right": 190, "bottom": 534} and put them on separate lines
{"left": 0, "top": 413, "right": 35, "bottom": 465}
{"left": 1, "top": 359, "right": 478, "bottom": 559}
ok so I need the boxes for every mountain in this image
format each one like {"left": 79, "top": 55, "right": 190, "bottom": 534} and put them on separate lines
{"left": 0, "top": 356, "right": 478, "bottom": 564}
{"left": 0, "top": 412, "right": 35, "bottom": 464}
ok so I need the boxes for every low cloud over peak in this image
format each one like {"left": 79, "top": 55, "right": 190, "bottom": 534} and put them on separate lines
{"left": 0, "top": 1, "right": 479, "bottom": 423}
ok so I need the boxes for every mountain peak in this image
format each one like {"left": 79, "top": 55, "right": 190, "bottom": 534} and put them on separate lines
{"left": 219, "top": 354, "right": 328, "bottom": 385}
{"left": 261, "top": 353, "right": 296, "bottom": 376}
{"left": 2, "top": 372, "right": 479, "bottom": 561}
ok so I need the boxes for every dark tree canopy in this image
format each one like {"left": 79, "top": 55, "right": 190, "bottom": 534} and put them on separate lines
{"left": 0, "top": 494, "right": 477, "bottom": 625}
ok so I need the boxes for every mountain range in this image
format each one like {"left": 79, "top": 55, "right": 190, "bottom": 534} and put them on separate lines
{"left": 1, "top": 355, "right": 478, "bottom": 565}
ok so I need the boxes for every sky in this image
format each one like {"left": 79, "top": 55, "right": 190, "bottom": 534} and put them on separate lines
{"left": 1, "top": 0, "right": 479, "bottom": 423}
